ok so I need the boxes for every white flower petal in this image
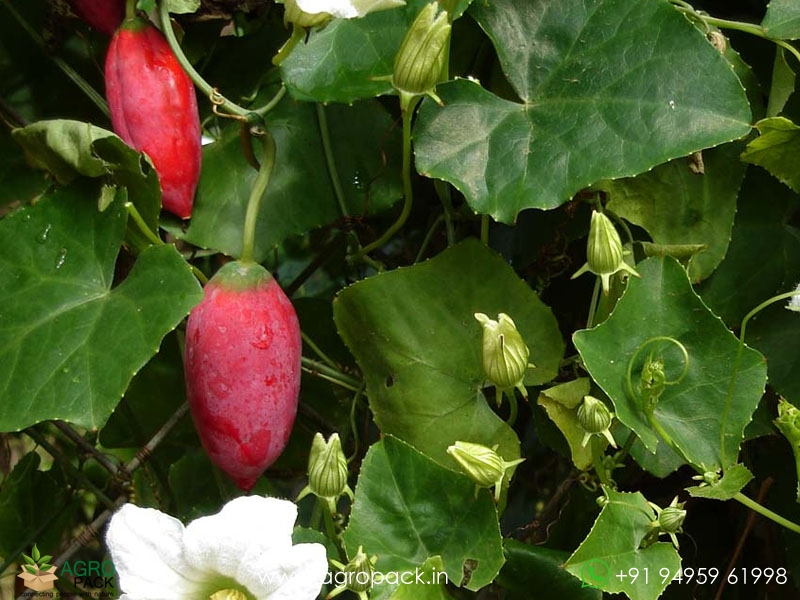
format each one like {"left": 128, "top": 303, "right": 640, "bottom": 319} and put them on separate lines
{"left": 295, "top": 0, "right": 406, "bottom": 19}
{"left": 182, "top": 497, "right": 295, "bottom": 579}
{"left": 106, "top": 504, "right": 204, "bottom": 599}
{"left": 236, "top": 543, "right": 328, "bottom": 600}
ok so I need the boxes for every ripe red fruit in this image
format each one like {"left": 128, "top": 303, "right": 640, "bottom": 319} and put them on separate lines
{"left": 184, "top": 261, "right": 302, "bottom": 491}
{"left": 105, "top": 18, "right": 201, "bottom": 219}
{"left": 68, "top": 0, "right": 125, "bottom": 36}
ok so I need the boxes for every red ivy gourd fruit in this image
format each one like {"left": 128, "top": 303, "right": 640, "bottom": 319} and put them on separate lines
{"left": 68, "top": 0, "right": 125, "bottom": 36}
{"left": 105, "top": 17, "right": 201, "bottom": 219}
{"left": 184, "top": 261, "right": 302, "bottom": 491}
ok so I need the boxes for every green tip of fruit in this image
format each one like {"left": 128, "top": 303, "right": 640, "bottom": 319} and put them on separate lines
{"left": 209, "top": 261, "right": 274, "bottom": 291}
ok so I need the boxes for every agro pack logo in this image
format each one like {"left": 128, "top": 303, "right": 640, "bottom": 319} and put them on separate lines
{"left": 60, "top": 558, "right": 116, "bottom": 590}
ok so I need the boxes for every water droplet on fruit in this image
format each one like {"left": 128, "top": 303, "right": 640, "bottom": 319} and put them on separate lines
{"left": 218, "top": 326, "right": 227, "bottom": 334}
{"left": 37, "top": 224, "right": 51, "bottom": 243}
{"left": 55, "top": 248, "right": 67, "bottom": 270}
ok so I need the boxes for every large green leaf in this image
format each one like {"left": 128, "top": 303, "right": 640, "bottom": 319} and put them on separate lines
{"left": 573, "top": 257, "right": 767, "bottom": 471}
{"left": 699, "top": 167, "right": 800, "bottom": 325}
{"left": 333, "top": 239, "right": 564, "bottom": 465}
{"left": 185, "top": 98, "right": 401, "bottom": 260}
{"left": 414, "top": 0, "right": 752, "bottom": 223}
{"left": 0, "top": 183, "right": 203, "bottom": 431}
{"left": 343, "top": 437, "right": 504, "bottom": 598}
{"left": 496, "top": 540, "right": 601, "bottom": 600}
{"left": 741, "top": 117, "right": 800, "bottom": 192}
{"left": 11, "top": 119, "right": 161, "bottom": 252}
{"left": 602, "top": 142, "right": 746, "bottom": 282}
{"left": 563, "top": 488, "right": 681, "bottom": 600}
{"left": 280, "top": 0, "right": 428, "bottom": 103}
{"left": 749, "top": 300, "right": 800, "bottom": 404}
{"left": 763, "top": 0, "right": 800, "bottom": 40}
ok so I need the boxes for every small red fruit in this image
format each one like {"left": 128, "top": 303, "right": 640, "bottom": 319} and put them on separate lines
{"left": 184, "top": 261, "right": 302, "bottom": 491}
{"left": 68, "top": 0, "right": 125, "bottom": 36}
{"left": 105, "top": 18, "right": 201, "bottom": 219}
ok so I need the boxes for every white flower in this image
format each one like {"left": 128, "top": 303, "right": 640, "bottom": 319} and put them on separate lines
{"left": 106, "top": 496, "right": 327, "bottom": 600}
{"left": 787, "top": 283, "right": 800, "bottom": 312}
{"left": 294, "top": 0, "right": 405, "bottom": 19}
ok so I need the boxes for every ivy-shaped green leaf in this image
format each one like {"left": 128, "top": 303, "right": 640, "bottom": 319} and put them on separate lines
{"left": 687, "top": 464, "right": 754, "bottom": 500}
{"left": 414, "top": 0, "right": 751, "bottom": 223}
{"left": 343, "top": 437, "right": 504, "bottom": 598}
{"left": 602, "top": 142, "right": 746, "bottom": 282}
{"left": 0, "top": 183, "right": 203, "bottom": 431}
{"left": 763, "top": 0, "right": 800, "bottom": 40}
{"left": 573, "top": 257, "right": 767, "bottom": 471}
{"left": 334, "top": 239, "right": 564, "bottom": 466}
{"left": 741, "top": 117, "right": 800, "bottom": 193}
{"left": 564, "top": 488, "right": 681, "bottom": 600}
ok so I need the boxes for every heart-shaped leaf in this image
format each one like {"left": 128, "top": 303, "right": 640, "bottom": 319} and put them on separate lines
{"left": 343, "top": 436, "right": 504, "bottom": 598}
{"left": 334, "top": 239, "right": 564, "bottom": 465}
{"left": 414, "top": 0, "right": 752, "bottom": 223}
{"left": 573, "top": 257, "right": 767, "bottom": 471}
{"left": 0, "top": 183, "right": 203, "bottom": 431}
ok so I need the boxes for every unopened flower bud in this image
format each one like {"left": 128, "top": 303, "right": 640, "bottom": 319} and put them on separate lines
{"left": 572, "top": 210, "right": 640, "bottom": 294}
{"left": 474, "top": 312, "right": 532, "bottom": 403}
{"left": 577, "top": 395, "right": 617, "bottom": 448}
{"left": 392, "top": 2, "right": 451, "bottom": 103}
{"left": 329, "top": 545, "right": 377, "bottom": 599}
{"left": 640, "top": 355, "right": 666, "bottom": 401}
{"left": 775, "top": 398, "right": 800, "bottom": 501}
{"left": 648, "top": 497, "right": 686, "bottom": 549}
{"left": 658, "top": 505, "right": 687, "bottom": 534}
{"left": 284, "top": 0, "right": 332, "bottom": 28}
{"left": 296, "top": 432, "right": 354, "bottom": 511}
{"left": 446, "top": 441, "right": 524, "bottom": 503}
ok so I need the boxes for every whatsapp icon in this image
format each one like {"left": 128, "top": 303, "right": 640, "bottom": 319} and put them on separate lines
{"left": 580, "top": 558, "right": 610, "bottom": 589}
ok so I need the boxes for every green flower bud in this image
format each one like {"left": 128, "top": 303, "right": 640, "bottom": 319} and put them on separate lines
{"left": 658, "top": 505, "right": 687, "bottom": 534}
{"left": 640, "top": 355, "right": 666, "bottom": 401}
{"left": 392, "top": 3, "right": 451, "bottom": 103}
{"left": 647, "top": 497, "right": 686, "bottom": 549}
{"left": 328, "top": 545, "right": 377, "bottom": 599}
{"left": 474, "top": 312, "right": 532, "bottom": 402}
{"left": 572, "top": 210, "right": 640, "bottom": 294}
{"left": 210, "top": 590, "right": 247, "bottom": 600}
{"left": 577, "top": 395, "right": 617, "bottom": 448}
{"left": 283, "top": 0, "right": 332, "bottom": 29}
{"left": 296, "top": 432, "right": 354, "bottom": 511}
{"left": 446, "top": 441, "right": 524, "bottom": 503}
{"left": 775, "top": 398, "right": 800, "bottom": 501}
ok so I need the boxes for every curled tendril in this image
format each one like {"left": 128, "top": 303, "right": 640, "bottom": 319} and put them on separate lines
{"left": 626, "top": 336, "right": 690, "bottom": 414}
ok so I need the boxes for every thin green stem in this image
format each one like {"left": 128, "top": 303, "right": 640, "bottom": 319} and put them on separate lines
{"left": 254, "top": 84, "right": 287, "bottom": 117}
{"left": 301, "top": 357, "right": 362, "bottom": 392}
{"left": 721, "top": 289, "right": 800, "bottom": 467}
{"left": 586, "top": 277, "right": 601, "bottom": 328}
{"left": 671, "top": 3, "right": 800, "bottom": 65}
{"left": 272, "top": 25, "right": 305, "bottom": 67}
{"left": 590, "top": 436, "right": 612, "bottom": 487}
{"left": 614, "top": 431, "right": 638, "bottom": 465}
{"left": 347, "top": 384, "right": 365, "bottom": 464}
{"left": 733, "top": 492, "right": 800, "bottom": 535}
{"left": 121, "top": 402, "right": 190, "bottom": 476}
{"left": 301, "top": 331, "right": 338, "bottom": 370}
{"left": 356, "top": 95, "right": 421, "bottom": 257}
{"left": 480, "top": 214, "right": 490, "bottom": 245}
{"left": 158, "top": 1, "right": 249, "bottom": 119}
{"left": 240, "top": 131, "right": 277, "bottom": 264}
{"left": 506, "top": 392, "right": 519, "bottom": 426}
{"left": 317, "top": 103, "right": 349, "bottom": 219}
{"left": 415, "top": 214, "right": 445, "bottom": 263}
{"left": 125, "top": 0, "right": 136, "bottom": 20}
{"left": 124, "top": 202, "right": 208, "bottom": 284}
{"left": 124, "top": 202, "right": 162, "bottom": 247}
{"left": 2, "top": 0, "right": 109, "bottom": 117}
{"left": 434, "top": 180, "right": 456, "bottom": 246}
